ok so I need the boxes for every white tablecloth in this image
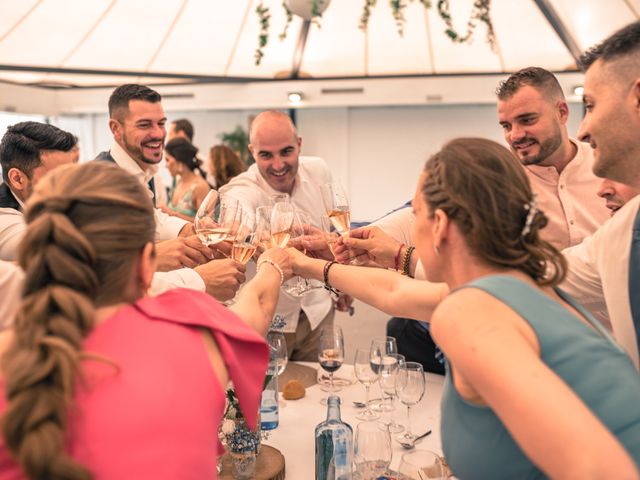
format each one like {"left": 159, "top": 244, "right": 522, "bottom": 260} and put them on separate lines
{"left": 265, "top": 362, "right": 445, "bottom": 478}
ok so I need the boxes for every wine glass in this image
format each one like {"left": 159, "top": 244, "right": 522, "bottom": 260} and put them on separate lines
{"left": 370, "top": 337, "right": 398, "bottom": 411}
{"left": 256, "top": 206, "right": 273, "bottom": 250}
{"left": 396, "top": 362, "right": 425, "bottom": 443}
{"left": 320, "top": 214, "right": 340, "bottom": 259}
{"left": 267, "top": 331, "right": 288, "bottom": 407}
{"left": 270, "top": 201, "right": 294, "bottom": 248}
{"left": 283, "top": 210, "right": 324, "bottom": 296}
{"left": 380, "top": 353, "right": 406, "bottom": 433}
{"left": 354, "top": 348, "right": 380, "bottom": 420}
{"left": 397, "top": 449, "right": 446, "bottom": 479}
{"left": 231, "top": 211, "right": 258, "bottom": 265}
{"left": 318, "top": 325, "right": 345, "bottom": 405}
{"left": 320, "top": 182, "right": 361, "bottom": 265}
{"left": 354, "top": 421, "right": 392, "bottom": 479}
{"left": 194, "top": 191, "right": 239, "bottom": 247}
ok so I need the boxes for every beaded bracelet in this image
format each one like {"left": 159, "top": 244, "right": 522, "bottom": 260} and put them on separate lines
{"left": 394, "top": 243, "right": 405, "bottom": 271}
{"left": 257, "top": 259, "right": 284, "bottom": 286}
{"left": 323, "top": 260, "right": 340, "bottom": 295}
{"left": 402, "top": 246, "right": 416, "bottom": 277}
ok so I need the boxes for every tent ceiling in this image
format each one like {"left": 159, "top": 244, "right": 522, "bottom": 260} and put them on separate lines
{"left": 0, "top": 0, "right": 637, "bottom": 89}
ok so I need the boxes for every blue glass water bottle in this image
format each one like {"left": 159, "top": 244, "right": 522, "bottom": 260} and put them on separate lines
{"left": 315, "top": 395, "right": 353, "bottom": 480}
{"left": 260, "top": 352, "right": 279, "bottom": 430}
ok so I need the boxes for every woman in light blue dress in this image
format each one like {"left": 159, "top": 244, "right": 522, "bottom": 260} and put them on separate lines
{"left": 288, "top": 138, "right": 640, "bottom": 479}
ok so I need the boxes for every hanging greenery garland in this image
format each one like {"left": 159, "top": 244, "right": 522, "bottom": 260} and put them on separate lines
{"left": 255, "top": 0, "right": 496, "bottom": 65}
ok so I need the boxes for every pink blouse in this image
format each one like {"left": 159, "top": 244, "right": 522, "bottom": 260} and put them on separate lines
{"left": 0, "top": 289, "right": 269, "bottom": 480}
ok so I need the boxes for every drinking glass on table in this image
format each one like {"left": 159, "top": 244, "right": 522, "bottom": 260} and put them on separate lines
{"left": 379, "top": 353, "right": 406, "bottom": 433}
{"left": 270, "top": 201, "right": 294, "bottom": 248}
{"left": 396, "top": 362, "right": 425, "bottom": 443}
{"left": 354, "top": 421, "right": 392, "bottom": 478}
{"left": 398, "top": 449, "right": 446, "bottom": 479}
{"left": 370, "top": 336, "right": 398, "bottom": 411}
{"left": 354, "top": 348, "right": 380, "bottom": 420}
{"left": 194, "top": 191, "right": 240, "bottom": 248}
{"left": 320, "top": 182, "right": 362, "bottom": 265}
{"left": 318, "top": 325, "right": 345, "bottom": 405}
{"left": 267, "top": 331, "right": 288, "bottom": 407}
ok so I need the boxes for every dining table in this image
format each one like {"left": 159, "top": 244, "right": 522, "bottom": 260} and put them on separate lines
{"left": 264, "top": 362, "right": 446, "bottom": 478}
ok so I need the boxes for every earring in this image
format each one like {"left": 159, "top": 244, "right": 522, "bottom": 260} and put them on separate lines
{"left": 433, "top": 245, "right": 440, "bottom": 256}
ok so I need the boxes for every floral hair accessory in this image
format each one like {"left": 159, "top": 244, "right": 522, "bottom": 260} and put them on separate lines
{"left": 521, "top": 195, "right": 540, "bottom": 238}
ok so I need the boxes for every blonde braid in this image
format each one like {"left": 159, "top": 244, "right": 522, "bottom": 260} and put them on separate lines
{"left": 2, "top": 162, "right": 155, "bottom": 480}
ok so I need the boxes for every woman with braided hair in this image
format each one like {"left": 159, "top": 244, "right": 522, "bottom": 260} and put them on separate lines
{"left": 0, "top": 161, "right": 291, "bottom": 479}
{"left": 288, "top": 138, "right": 640, "bottom": 478}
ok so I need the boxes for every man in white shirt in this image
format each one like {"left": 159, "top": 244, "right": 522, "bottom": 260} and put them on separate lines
{"left": 496, "top": 67, "right": 610, "bottom": 251}
{"left": 560, "top": 21, "right": 640, "bottom": 369}
{"left": 0, "top": 122, "right": 79, "bottom": 261}
{"left": 220, "top": 110, "right": 334, "bottom": 360}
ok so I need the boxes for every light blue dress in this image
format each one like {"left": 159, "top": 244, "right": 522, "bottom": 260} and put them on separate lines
{"left": 441, "top": 275, "right": 640, "bottom": 479}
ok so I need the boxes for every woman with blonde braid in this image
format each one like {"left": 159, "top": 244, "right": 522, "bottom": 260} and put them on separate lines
{"left": 0, "top": 161, "right": 291, "bottom": 479}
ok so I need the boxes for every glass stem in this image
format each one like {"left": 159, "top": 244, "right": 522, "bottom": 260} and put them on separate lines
{"left": 406, "top": 405, "right": 413, "bottom": 438}
{"left": 329, "top": 372, "right": 334, "bottom": 394}
{"left": 365, "top": 385, "right": 371, "bottom": 411}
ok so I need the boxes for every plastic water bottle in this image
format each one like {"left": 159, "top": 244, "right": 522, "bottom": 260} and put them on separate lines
{"left": 260, "top": 354, "right": 279, "bottom": 430}
{"left": 315, "top": 395, "right": 353, "bottom": 480}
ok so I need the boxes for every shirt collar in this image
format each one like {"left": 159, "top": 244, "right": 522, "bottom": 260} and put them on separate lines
{"left": 9, "top": 187, "right": 25, "bottom": 209}
{"left": 110, "top": 141, "right": 158, "bottom": 184}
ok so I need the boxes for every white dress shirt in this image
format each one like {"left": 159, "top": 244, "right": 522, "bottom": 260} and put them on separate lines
{"left": 562, "top": 195, "right": 640, "bottom": 370}
{"left": 525, "top": 139, "right": 610, "bottom": 250}
{"left": 220, "top": 156, "right": 334, "bottom": 333}
{"left": 108, "top": 141, "right": 188, "bottom": 241}
{"left": 0, "top": 260, "right": 24, "bottom": 329}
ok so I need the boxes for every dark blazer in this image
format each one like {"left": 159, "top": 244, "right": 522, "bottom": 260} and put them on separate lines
{"left": 94, "top": 150, "right": 156, "bottom": 205}
{"left": 0, "top": 182, "right": 21, "bottom": 212}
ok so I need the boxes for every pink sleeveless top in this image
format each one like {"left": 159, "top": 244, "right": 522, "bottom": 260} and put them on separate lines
{"left": 0, "top": 289, "right": 269, "bottom": 480}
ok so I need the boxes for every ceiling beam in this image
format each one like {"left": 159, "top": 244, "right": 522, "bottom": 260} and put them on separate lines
{"left": 291, "top": 20, "right": 311, "bottom": 78}
{"left": 533, "top": 0, "right": 583, "bottom": 65}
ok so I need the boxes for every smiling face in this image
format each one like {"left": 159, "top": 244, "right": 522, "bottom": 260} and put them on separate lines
{"left": 249, "top": 113, "right": 300, "bottom": 194}
{"left": 578, "top": 58, "right": 640, "bottom": 187}
{"left": 497, "top": 85, "right": 566, "bottom": 168}
{"left": 110, "top": 99, "right": 166, "bottom": 170}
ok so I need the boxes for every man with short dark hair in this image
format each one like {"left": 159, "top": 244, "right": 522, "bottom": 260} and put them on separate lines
{"left": 98, "top": 84, "right": 246, "bottom": 301}
{"left": 496, "top": 67, "right": 609, "bottom": 250}
{"left": 0, "top": 121, "right": 79, "bottom": 260}
{"left": 560, "top": 21, "right": 640, "bottom": 369}
{"left": 168, "top": 118, "right": 194, "bottom": 142}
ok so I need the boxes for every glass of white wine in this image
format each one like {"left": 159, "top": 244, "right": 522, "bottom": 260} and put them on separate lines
{"left": 270, "top": 202, "right": 294, "bottom": 248}
{"left": 320, "top": 214, "right": 340, "bottom": 259}
{"left": 231, "top": 211, "right": 258, "bottom": 265}
{"left": 320, "top": 182, "right": 361, "bottom": 265}
{"left": 256, "top": 205, "right": 273, "bottom": 251}
{"left": 194, "top": 191, "right": 240, "bottom": 247}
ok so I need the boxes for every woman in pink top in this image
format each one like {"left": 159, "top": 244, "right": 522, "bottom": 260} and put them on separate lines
{"left": 0, "top": 161, "right": 291, "bottom": 480}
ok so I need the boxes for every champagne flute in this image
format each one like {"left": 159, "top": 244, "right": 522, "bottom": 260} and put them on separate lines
{"left": 231, "top": 211, "right": 258, "bottom": 265}
{"left": 256, "top": 206, "right": 273, "bottom": 250}
{"left": 270, "top": 201, "right": 294, "bottom": 248}
{"left": 267, "top": 331, "right": 288, "bottom": 407}
{"left": 370, "top": 337, "right": 398, "bottom": 411}
{"left": 354, "top": 348, "right": 380, "bottom": 420}
{"left": 380, "top": 353, "right": 406, "bottom": 433}
{"left": 320, "top": 214, "right": 340, "bottom": 259}
{"left": 318, "top": 325, "right": 345, "bottom": 405}
{"left": 354, "top": 421, "right": 392, "bottom": 478}
{"left": 283, "top": 210, "right": 323, "bottom": 296}
{"left": 396, "top": 362, "right": 425, "bottom": 443}
{"left": 398, "top": 449, "right": 445, "bottom": 479}
{"left": 194, "top": 191, "right": 239, "bottom": 246}
{"left": 320, "top": 182, "right": 361, "bottom": 265}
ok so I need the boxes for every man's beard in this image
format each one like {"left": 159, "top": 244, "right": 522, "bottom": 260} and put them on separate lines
{"left": 122, "top": 133, "right": 163, "bottom": 165}
{"left": 513, "top": 128, "right": 563, "bottom": 167}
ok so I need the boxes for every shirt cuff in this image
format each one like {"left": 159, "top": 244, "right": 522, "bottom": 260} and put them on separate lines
{"left": 149, "top": 268, "right": 206, "bottom": 296}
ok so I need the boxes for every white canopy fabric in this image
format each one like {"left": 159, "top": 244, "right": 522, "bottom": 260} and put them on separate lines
{"left": 0, "top": 0, "right": 637, "bottom": 89}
